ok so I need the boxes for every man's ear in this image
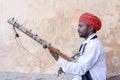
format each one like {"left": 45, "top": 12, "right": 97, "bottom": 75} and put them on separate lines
{"left": 88, "top": 26, "right": 94, "bottom": 32}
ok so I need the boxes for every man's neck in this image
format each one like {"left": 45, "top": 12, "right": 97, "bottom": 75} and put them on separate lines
{"left": 84, "top": 32, "right": 94, "bottom": 40}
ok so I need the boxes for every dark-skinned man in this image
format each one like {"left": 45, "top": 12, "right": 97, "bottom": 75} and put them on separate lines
{"left": 49, "top": 12, "right": 106, "bottom": 80}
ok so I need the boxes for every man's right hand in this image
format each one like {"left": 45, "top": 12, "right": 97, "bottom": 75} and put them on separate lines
{"left": 57, "top": 67, "right": 64, "bottom": 76}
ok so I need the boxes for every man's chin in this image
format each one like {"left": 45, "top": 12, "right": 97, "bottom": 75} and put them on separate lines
{"left": 79, "top": 35, "right": 85, "bottom": 38}
{"left": 79, "top": 35, "right": 83, "bottom": 38}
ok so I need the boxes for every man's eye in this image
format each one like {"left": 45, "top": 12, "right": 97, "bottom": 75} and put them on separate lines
{"left": 78, "top": 24, "right": 82, "bottom": 27}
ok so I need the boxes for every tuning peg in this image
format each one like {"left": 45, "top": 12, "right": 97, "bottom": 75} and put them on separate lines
{"left": 7, "top": 18, "right": 15, "bottom": 25}
{"left": 35, "top": 34, "right": 38, "bottom": 36}
{"left": 12, "top": 18, "right": 15, "bottom": 21}
{"left": 21, "top": 24, "right": 25, "bottom": 27}
{"left": 15, "top": 19, "right": 19, "bottom": 23}
{"left": 16, "top": 20, "right": 23, "bottom": 26}
{"left": 29, "top": 29, "right": 32, "bottom": 32}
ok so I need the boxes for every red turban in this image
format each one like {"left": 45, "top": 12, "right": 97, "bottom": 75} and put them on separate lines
{"left": 79, "top": 13, "right": 102, "bottom": 31}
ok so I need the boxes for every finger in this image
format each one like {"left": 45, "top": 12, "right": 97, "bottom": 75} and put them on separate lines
{"left": 57, "top": 68, "right": 63, "bottom": 77}
{"left": 57, "top": 70, "right": 63, "bottom": 77}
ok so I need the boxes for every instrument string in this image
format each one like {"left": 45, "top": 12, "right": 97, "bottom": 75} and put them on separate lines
{"left": 12, "top": 27, "right": 42, "bottom": 68}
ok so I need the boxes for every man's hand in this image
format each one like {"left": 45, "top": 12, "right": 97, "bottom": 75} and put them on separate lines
{"left": 57, "top": 67, "right": 64, "bottom": 76}
{"left": 49, "top": 50, "right": 64, "bottom": 76}
{"left": 49, "top": 50, "right": 59, "bottom": 61}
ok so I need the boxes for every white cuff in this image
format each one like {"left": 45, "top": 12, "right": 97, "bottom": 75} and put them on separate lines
{"left": 57, "top": 58, "right": 67, "bottom": 67}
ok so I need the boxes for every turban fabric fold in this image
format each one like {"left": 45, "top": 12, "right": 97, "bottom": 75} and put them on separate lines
{"left": 79, "top": 13, "right": 102, "bottom": 31}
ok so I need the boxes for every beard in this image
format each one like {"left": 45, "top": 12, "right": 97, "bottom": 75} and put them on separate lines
{"left": 79, "top": 31, "right": 89, "bottom": 39}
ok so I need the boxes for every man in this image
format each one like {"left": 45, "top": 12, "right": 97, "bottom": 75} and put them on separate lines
{"left": 49, "top": 12, "right": 106, "bottom": 80}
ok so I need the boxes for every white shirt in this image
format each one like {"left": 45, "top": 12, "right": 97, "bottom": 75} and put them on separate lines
{"left": 58, "top": 33, "right": 106, "bottom": 80}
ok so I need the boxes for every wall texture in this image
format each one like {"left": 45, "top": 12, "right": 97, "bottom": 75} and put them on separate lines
{"left": 0, "top": 0, "right": 120, "bottom": 78}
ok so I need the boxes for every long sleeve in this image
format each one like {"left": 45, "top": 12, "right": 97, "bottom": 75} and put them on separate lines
{"left": 58, "top": 41, "right": 102, "bottom": 76}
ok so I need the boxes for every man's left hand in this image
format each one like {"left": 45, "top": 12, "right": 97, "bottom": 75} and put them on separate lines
{"left": 49, "top": 50, "right": 59, "bottom": 61}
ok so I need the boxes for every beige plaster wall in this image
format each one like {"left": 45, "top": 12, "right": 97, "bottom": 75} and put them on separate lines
{"left": 0, "top": 0, "right": 120, "bottom": 77}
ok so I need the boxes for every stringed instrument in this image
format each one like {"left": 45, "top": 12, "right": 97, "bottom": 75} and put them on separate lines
{"left": 7, "top": 18, "right": 73, "bottom": 62}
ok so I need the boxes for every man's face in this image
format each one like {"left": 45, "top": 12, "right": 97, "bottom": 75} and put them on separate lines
{"left": 78, "top": 21, "right": 89, "bottom": 39}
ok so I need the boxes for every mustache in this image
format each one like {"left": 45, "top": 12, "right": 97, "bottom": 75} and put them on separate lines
{"left": 78, "top": 31, "right": 82, "bottom": 33}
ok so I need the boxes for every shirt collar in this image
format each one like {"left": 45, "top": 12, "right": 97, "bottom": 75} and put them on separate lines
{"left": 83, "top": 33, "right": 96, "bottom": 44}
